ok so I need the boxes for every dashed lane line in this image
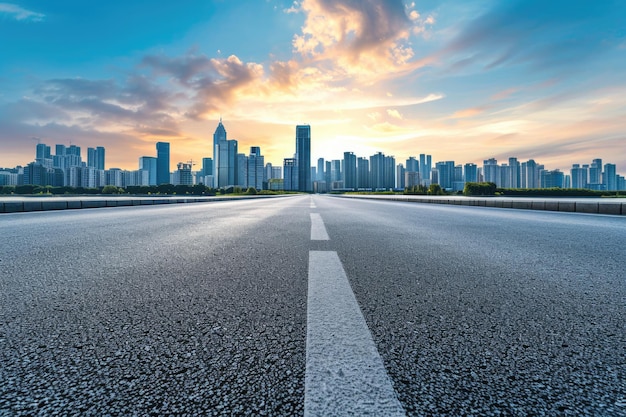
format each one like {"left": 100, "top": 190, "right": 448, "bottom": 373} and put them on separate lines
{"left": 304, "top": 251, "right": 406, "bottom": 416}
{"left": 310, "top": 213, "right": 329, "bottom": 240}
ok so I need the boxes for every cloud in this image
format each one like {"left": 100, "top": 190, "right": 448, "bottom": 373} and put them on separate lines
{"left": 437, "top": 0, "right": 624, "bottom": 75}
{"left": 0, "top": 3, "right": 44, "bottom": 21}
{"left": 290, "top": 0, "right": 429, "bottom": 80}
{"left": 386, "top": 109, "right": 403, "bottom": 119}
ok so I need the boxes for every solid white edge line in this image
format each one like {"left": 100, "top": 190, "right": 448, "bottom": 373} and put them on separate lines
{"left": 305, "top": 251, "right": 405, "bottom": 416}
{"left": 310, "top": 213, "right": 330, "bottom": 240}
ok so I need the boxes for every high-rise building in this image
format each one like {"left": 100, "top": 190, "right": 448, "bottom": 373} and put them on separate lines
{"left": 213, "top": 119, "right": 238, "bottom": 188}
{"left": 483, "top": 158, "right": 500, "bottom": 186}
{"left": 156, "top": 142, "right": 170, "bottom": 184}
{"left": 419, "top": 154, "right": 431, "bottom": 184}
{"left": 370, "top": 152, "right": 395, "bottom": 189}
{"left": 589, "top": 158, "right": 603, "bottom": 189}
{"left": 604, "top": 163, "right": 617, "bottom": 191}
{"left": 283, "top": 158, "right": 298, "bottom": 191}
{"left": 343, "top": 152, "right": 357, "bottom": 189}
{"left": 317, "top": 158, "right": 325, "bottom": 181}
{"left": 464, "top": 163, "right": 478, "bottom": 183}
{"left": 396, "top": 163, "right": 405, "bottom": 189}
{"left": 173, "top": 162, "right": 193, "bottom": 186}
{"left": 435, "top": 161, "right": 455, "bottom": 189}
{"left": 357, "top": 157, "right": 369, "bottom": 189}
{"left": 508, "top": 157, "right": 520, "bottom": 189}
{"left": 406, "top": 157, "right": 419, "bottom": 173}
{"left": 521, "top": 159, "right": 540, "bottom": 189}
{"left": 570, "top": 164, "right": 588, "bottom": 189}
{"left": 139, "top": 156, "right": 158, "bottom": 186}
{"left": 540, "top": 169, "right": 564, "bottom": 188}
{"left": 247, "top": 146, "right": 264, "bottom": 190}
{"left": 87, "top": 147, "right": 106, "bottom": 170}
{"left": 296, "top": 125, "right": 311, "bottom": 192}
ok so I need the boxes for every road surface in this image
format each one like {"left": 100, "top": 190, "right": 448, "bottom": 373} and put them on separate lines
{"left": 1, "top": 195, "right": 624, "bottom": 415}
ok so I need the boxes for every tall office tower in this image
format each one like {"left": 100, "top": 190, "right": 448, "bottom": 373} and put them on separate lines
{"left": 343, "top": 152, "right": 357, "bottom": 189}
{"left": 483, "top": 158, "right": 500, "bottom": 186}
{"left": 464, "top": 163, "right": 478, "bottom": 183}
{"left": 419, "top": 154, "right": 431, "bottom": 184}
{"left": 213, "top": 119, "right": 238, "bottom": 188}
{"left": 283, "top": 158, "right": 298, "bottom": 191}
{"left": 603, "top": 163, "right": 617, "bottom": 191}
{"left": 396, "top": 163, "right": 405, "bottom": 189}
{"left": 139, "top": 156, "right": 158, "bottom": 186}
{"left": 247, "top": 146, "right": 264, "bottom": 190}
{"left": 317, "top": 158, "right": 325, "bottom": 181}
{"left": 324, "top": 161, "right": 331, "bottom": 186}
{"left": 500, "top": 164, "right": 510, "bottom": 188}
{"left": 201, "top": 158, "right": 213, "bottom": 177}
{"left": 237, "top": 153, "right": 247, "bottom": 187}
{"left": 384, "top": 155, "right": 395, "bottom": 189}
{"left": 296, "top": 125, "right": 311, "bottom": 192}
{"left": 357, "top": 157, "right": 370, "bottom": 189}
{"left": 272, "top": 166, "right": 282, "bottom": 179}
{"left": 370, "top": 152, "right": 385, "bottom": 189}
{"left": 265, "top": 163, "right": 274, "bottom": 181}
{"left": 435, "top": 161, "right": 455, "bottom": 189}
{"left": 87, "top": 147, "right": 106, "bottom": 170}
{"left": 570, "top": 164, "right": 588, "bottom": 189}
{"left": 521, "top": 159, "right": 539, "bottom": 189}
{"left": 589, "top": 158, "right": 602, "bottom": 188}
{"left": 156, "top": 142, "right": 170, "bottom": 184}
{"left": 508, "top": 157, "right": 520, "bottom": 189}
{"left": 405, "top": 156, "right": 419, "bottom": 173}
{"left": 35, "top": 143, "right": 53, "bottom": 167}
{"left": 35, "top": 143, "right": 51, "bottom": 160}
{"left": 330, "top": 160, "right": 342, "bottom": 183}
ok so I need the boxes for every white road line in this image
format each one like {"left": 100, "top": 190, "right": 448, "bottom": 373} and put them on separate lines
{"left": 305, "top": 251, "right": 406, "bottom": 417}
{"left": 310, "top": 213, "right": 329, "bottom": 240}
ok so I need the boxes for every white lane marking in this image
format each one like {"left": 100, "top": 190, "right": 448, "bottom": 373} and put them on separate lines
{"left": 310, "top": 203, "right": 317, "bottom": 208}
{"left": 305, "top": 251, "right": 405, "bottom": 416}
{"left": 310, "top": 213, "right": 329, "bottom": 240}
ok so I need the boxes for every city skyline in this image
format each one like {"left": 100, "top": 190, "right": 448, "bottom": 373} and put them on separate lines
{"left": 1, "top": 1, "right": 625, "bottom": 171}
{"left": 5, "top": 125, "right": 625, "bottom": 192}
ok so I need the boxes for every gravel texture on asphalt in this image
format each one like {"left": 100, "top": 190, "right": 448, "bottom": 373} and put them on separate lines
{"left": 319, "top": 197, "right": 626, "bottom": 416}
{"left": 1, "top": 197, "right": 308, "bottom": 416}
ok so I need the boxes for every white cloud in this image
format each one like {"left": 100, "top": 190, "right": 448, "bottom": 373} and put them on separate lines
{"left": 387, "top": 109, "right": 403, "bottom": 119}
{"left": 0, "top": 3, "right": 44, "bottom": 22}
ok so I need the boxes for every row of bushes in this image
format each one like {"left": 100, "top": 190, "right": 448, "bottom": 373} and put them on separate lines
{"left": 463, "top": 182, "right": 624, "bottom": 197}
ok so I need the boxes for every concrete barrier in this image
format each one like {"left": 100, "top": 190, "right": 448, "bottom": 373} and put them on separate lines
{"left": 557, "top": 202, "right": 576, "bottom": 212}
{"left": 41, "top": 201, "right": 68, "bottom": 210}
{"left": 116, "top": 200, "right": 132, "bottom": 206}
{"left": 140, "top": 200, "right": 155, "bottom": 205}
{"left": 106, "top": 200, "right": 119, "bottom": 207}
{"left": 545, "top": 201, "right": 559, "bottom": 211}
{"left": 531, "top": 201, "right": 546, "bottom": 210}
{"left": 598, "top": 203, "right": 622, "bottom": 215}
{"left": 511, "top": 200, "right": 532, "bottom": 210}
{"left": 67, "top": 200, "right": 81, "bottom": 209}
{"left": 576, "top": 202, "right": 599, "bottom": 214}
{"left": 82, "top": 200, "right": 107, "bottom": 209}
{"left": 3, "top": 202, "right": 24, "bottom": 213}
{"left": 23, "top": 201, "right": 43, "bottom": 211}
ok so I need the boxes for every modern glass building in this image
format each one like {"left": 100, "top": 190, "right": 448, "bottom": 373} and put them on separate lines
{"left": 296, "top": 125, "right": 311, "bottom": 192}
{"left": 156, "top": 142, "right": 170, "bottom": 184}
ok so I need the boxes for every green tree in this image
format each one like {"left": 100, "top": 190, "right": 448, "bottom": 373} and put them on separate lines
{"left": 102, "top": 185, "right": 122, "bottom": 194}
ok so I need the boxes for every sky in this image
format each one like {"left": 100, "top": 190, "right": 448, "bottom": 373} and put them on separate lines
{"left": 1, "top": 0, "right": 625, "bottom": 173}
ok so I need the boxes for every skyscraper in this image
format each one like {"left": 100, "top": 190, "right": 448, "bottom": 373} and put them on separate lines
{"left": 87, "top": 147, "right": 106, "bottom": 170}
{"left": 156, "top": 142, "right": 170, "bottom": 184}
{"left": 296, "top": 125, "right": 311, "bottom": 192}
{"left": 283, "top": 158, "right": 298, "bottom": 191}
{"left": 139, "top": 156, "right": 158, "bottom": 186}
{"left": 343, "top": 152, "right": 357, "bottom": 189}
{"left": 213, "top": 119, "right": 238, "bottom": 188}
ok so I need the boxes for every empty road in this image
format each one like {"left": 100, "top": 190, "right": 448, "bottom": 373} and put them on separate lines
{"left": 1, "top": 195, "right": 625, "bottom": 416}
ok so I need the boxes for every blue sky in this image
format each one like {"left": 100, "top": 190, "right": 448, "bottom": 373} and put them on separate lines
{"left": 1, "top": 0, "right": 625, "bottom": 172}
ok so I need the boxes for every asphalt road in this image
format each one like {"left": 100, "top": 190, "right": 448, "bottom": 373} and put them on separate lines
{"left": 1, "top": 195, "right": 625, "bottom": 416}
